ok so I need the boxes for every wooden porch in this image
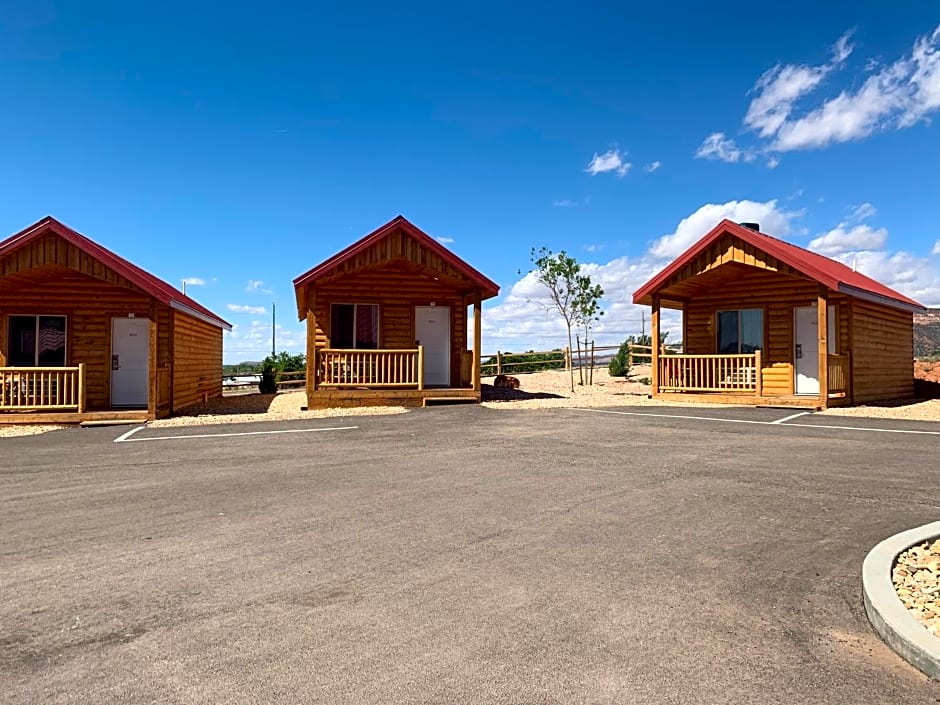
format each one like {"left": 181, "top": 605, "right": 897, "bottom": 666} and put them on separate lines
{"left": 653, "top": 351, "right": 851, "bottom": 408}
{"left": 306, "top": 347, "right": 479, "bottom": 407}
{"left": 0, "top": 363, "right": 171, "bottom": 424}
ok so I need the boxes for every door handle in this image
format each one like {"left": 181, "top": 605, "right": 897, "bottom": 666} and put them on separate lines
{"left": 795, "top": 344, "right": 802, "bottom": 359}
{"left": 112, "top": 354, "right": 120, "bottom": 370}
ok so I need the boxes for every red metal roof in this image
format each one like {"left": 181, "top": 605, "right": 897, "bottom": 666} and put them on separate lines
{"left": 292, "top": 215, "right": 500, "bottom": 315}
{"left": 633, "top": 219, "right": 926, "bottom": 312}
{"left": 0, "top": 216, "right": 232, "bottom": 330}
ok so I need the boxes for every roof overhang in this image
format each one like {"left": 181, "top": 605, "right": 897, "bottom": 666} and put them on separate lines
{"left": 633, "top": 219, "right": 926, "bottom": 314}
{"left": 292, "top": 215, "right": 500, "bottom": 319}
{"left": 0, "top": 216, "right": 232, "bottom": 330}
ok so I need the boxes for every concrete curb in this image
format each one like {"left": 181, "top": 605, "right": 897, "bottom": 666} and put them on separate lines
{"left": 863, "top": 521, "right": 940, "bottom": 680}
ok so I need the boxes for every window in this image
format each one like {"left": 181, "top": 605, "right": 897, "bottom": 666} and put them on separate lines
{"left": 716, "top": 309, "right": 763, "bottom": 353}
{"left": 330, "top": 304, "right": 378, "bottom": 349}
{"left": 8, "top": 315, "right": 67, "bottom": 366}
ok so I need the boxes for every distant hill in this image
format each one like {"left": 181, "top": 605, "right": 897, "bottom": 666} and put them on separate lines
{"left": 223, "top": 361, "right": 263, "bottom": 374}
{"left": 914, "top": 309, "right": 940, "bottom": 358}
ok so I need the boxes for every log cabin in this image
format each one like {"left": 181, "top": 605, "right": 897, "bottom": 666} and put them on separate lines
{"left": 0, "top": 216, "right": 231, "bottom": 423}
{"left": 633, "top": 219, "right": 926, "bottom": 409}
{"left": 293, "top": 215, "right": 500, "bottom": 408}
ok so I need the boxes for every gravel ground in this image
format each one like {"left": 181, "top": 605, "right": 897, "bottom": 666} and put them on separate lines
{"left": 484, "top": 367, "right": 940, "bottom": 421}
{"left": 0, "top": 424, "right": 65, "bottom": 439}
{"left": 893, "top": 538, "right": 940, "bottom": 638}
{"left": 149, "top": 390, "right": 408, "bottom": 427}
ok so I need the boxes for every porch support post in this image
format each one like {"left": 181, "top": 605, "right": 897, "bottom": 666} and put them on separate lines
{"left": 754, "top": 348, "right": 762, "bottom": 397}
{"left": 651, "top": 295, "right": 661, "bottom": 395}
{"left": 306, "top": 288, "right": 318, "bottom": 404}
{"left": 77, "top": 363, "right": 86, "bottom": 414}
{"left": 148, "top": 318, "right": 158, "bottom": 420}
{"left": 472, "top": 291, "right": 482, "bottom": 393}
{"left": 818, "top": 288, "right": 829, "bottom": 409}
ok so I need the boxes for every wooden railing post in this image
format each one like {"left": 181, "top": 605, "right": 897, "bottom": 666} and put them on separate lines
{"left": 417, "top": 345, "right": 425, "bottom": 390}
{"left": 77, "top": 363, "right": 86, "bottom": 414}
{"left": 496, "top": 351, "right": 502, "bottom": 375}
{"left": 564, "top": 346, "right": 571, "bottom": 371}
{"left": 754, "top": 349, "right": 762, "bottom": 397}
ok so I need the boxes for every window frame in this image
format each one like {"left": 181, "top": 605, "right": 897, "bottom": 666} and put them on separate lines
{"left": 6, "top": 314, "right": 69, "bottom": 367}
{"left": 715, "top": 307, "right": 764, "bottom": 354}
{"left": 329, "top": 303, "right": 380, "bottom": 350}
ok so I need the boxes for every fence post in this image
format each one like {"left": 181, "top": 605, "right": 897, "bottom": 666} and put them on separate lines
{"left": 496, "top": 351, "right": 502, "bottom": 375}
{"left": 564, "top": 346, "right": 570, "bottom": 371}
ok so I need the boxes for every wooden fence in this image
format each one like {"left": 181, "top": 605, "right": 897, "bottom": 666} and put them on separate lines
{"left": 0, "top": 365, "right": 85, "bottom": 411}
{"left": 479, "top": 343, "right": 670, "bottom": 377}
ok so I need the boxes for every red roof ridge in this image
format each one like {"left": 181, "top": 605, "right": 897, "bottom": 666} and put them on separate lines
{"left": 633, "top": 219, "right": 925, "bottom": 313}
{"left": 0, "top": 216, "right": 231, "bottom": 330}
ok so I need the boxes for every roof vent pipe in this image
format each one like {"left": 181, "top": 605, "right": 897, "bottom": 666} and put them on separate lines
{"left": 739, "top": 222, "right": 760, "bottom": 232}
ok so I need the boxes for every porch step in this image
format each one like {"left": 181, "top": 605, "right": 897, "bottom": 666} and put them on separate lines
{"left": 423, "top": 396, "right": 479, "bottom": 407}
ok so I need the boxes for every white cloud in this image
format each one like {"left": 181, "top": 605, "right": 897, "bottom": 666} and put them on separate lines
{"left": 808, "top": 203, "right": 889, "bottom": 256}
{"left": 182, "top": 277, "right": 205, "bottom": 286}
{"left": 643, "top": 161, "right": 662, "bottom": 173}
{"left": 584, "top": 244, "right": 603, "bottom": 253}
{"left": 436, "top": 236, "right": 455, "bottom": 244}
{"left": 585, "top": 149, "right": 631, "bottom": 177}
{"left": 552, "top": 199, "right": 579, "bottom": 208}
{"left": 744, "top": 32, "right": 853, "bottom": 138}
{"left": 766, "top": 156, "right": 780, "bottom": 169}
{"left": 224, "top": 321, "right": 306, "bottom": 362}
{"left": 649, "top": 199, "right": 799, "bottom": 259}
{"left": 831, "top": 249, "right": 940, "bottom": 306}
{"left": 932, "top": 239, "right": 940, "bottom": 256}
{"left": 481, "top": 198, "right": 800, "bottom": 349}
{"left": 227, "top": 304, "right": 268, "bottom": 315}
{"left": 847, "top": 202, "right": 877, "bottom": 222}
{"left": 245, "top": 279, "right": 274, "bottom": 295}
{"left": 808, "top": 223, "right": 888, "bottom": 256}
{"left": 694, "top": 133, "right": 756, "bottom": 163}
{"left": 699, "top": 25, "right": 940, "bottom": 156}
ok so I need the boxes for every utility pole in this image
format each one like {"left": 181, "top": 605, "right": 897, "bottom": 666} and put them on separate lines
{"left": 271, "top": 302, "right": 276, "bottom": 357}
{"left": 641, "top": 310, "right": 646, "bottom": 337}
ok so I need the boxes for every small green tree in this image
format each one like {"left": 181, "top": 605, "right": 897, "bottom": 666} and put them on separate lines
{"left": 574, "top": 276, "right": 604, "bottom": 385}
{"left": 608, "top": 340, "right": 633, "bottom": 378}
{"left": 523, "top": 248, "right": 604, "bottom": 392}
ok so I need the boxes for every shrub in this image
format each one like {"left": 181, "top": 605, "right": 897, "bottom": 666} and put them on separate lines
{"left": 258, "top": 361, "right": 278, "bottom": 394}
{"left": 608, "top": 341, "right": 632, "bottom": 378}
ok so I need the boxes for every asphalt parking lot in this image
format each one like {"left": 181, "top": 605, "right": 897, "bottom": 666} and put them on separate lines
{"left": 2, "top": 406, "right": 940, "bottom": 704}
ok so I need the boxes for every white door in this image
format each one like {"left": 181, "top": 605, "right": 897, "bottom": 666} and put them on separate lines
{"left": 111, "top": 317, "right": 150, "bottom": 407}
{"left": 415, "top": 306, "right": 450, "bottom": 387}
{"left": 794, "top": 306, "right": 836, "bottom": 395}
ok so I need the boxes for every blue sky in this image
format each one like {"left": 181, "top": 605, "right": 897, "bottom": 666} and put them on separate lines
{"left": 1, "top": 1, "right": 939, "bottom": 361}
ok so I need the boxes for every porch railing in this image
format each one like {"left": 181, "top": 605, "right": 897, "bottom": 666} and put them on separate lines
{"left": 827, "top": 353, "right": 850, "bottom": 397}
{"left": 317, "top": 347, "right": 424, "bottom": 389}
{"left": 0, "top": 365, "right": 85, "bottom": 412}
{"left": 659, "top": 352, "right": 761, "bottom": 394}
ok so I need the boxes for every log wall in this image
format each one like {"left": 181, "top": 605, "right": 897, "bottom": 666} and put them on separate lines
{"left": 172, "top": 310, "right": 223, "bottom": 411}
{"left": 850, "top": 300, "right": 914, "bottom": 403}
{"left": 0, "top": 276, "right": 156, "bottom": 410}
{"left": 306, "top": 265, "right": 471, "bottom": 387}
{"left": 684, "top": 270, "right": 850, "bottom": 396}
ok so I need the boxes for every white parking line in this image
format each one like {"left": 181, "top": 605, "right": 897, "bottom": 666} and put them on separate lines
{"left": 113, "top": 425, "right": 146, "bottom": 443}
{"left": 573, "top": 408, "right": 940, "bottom": 435}
{"left": 115, "top": 425, "right": 359, "bottom": 443}
{"left": 771, "top": 411, "right": 811, "bottom": 424}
